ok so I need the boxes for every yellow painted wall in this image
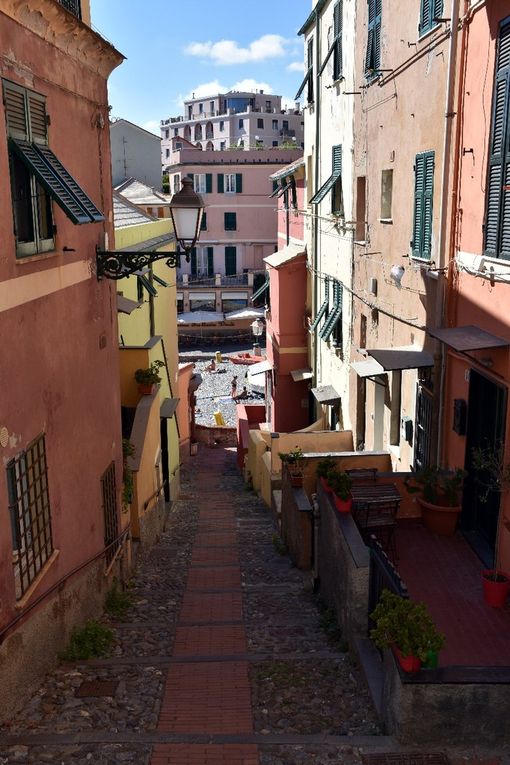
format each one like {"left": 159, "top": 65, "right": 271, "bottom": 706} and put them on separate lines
{"left": 128, "top": 394, "right": 162, "bottom": 539}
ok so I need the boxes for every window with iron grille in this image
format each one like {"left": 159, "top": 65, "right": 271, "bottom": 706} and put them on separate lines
{"left": 101, "top": 463, "right": 119, "bottom": 567}
{"left": 57, "top": 0, "right": 82, "bottom": 19}
{"left": 7, "top": 434, "right": 53, "bottom": 599}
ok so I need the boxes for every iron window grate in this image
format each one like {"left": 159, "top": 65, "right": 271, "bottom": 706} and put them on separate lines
{"left": 7, "top": 434, "right": 53, "bottom": 599}
{"left": 101, "top": 462, "right": 119, "bottom": 566}
{"left": 57, "top": 0, "right": 82, "bottom": 18}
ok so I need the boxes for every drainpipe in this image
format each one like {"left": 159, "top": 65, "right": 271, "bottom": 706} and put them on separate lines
{"left": 312, "top": 8, "right": 322, "bottom": 415}
{"left": 434, "top": 0, "right": 461, "bottom": 465}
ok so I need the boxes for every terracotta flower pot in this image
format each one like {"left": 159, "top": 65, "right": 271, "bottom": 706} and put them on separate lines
{"left": 334, "top": 495, "right": 352, "bottom": 514}
{"left": 393, "top": 645, "right": 421, "bottom": 673}
{"left": 320, "top": 476, "right": 333, "bottom": 494}
{"left": 417, "top": 497, "right": 461, "bottom": 536}
{"left": 290, "top": 473, "right": 303, "bottom": 488}
{"left": 137, "top": 382, "right": 155, "bottom": 395}
{"left": 482, "top": 569, "right": 510, "bottom": 607}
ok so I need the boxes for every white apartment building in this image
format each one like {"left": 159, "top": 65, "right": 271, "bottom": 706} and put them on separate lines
{"left": 161, "top": 91, "right": 304, "bottom": 167}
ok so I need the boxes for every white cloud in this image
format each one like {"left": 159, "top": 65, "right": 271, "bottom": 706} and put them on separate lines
{"left": 287, "top": 61, "right": 305, "bottom": 73}
{"left": 142, "top": 119, "right": 161, "bottom": 135}
{"left": 184, "top": 34, "right": 288, "bottom": 65}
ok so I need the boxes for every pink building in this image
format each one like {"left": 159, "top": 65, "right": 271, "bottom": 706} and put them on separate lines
{"left": 0, "top": 0, "right": 123, "bottom": 717}
{"left": 168, "top": 148, "right": 302, "bottom": 314}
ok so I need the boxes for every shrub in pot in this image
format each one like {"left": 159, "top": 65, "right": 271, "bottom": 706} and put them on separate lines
{"left": 406, "top": 465, "right": 466, "bottom": 536}
{"left": 316, "top": 458, "right": 336, "bottom": 494}
{"left": 278, "top": 447, "right": 304, "bottom": 486}
{"left": 326, "top": 469, "right": 353, "bottom": 513}
{"left": 134, "top": 360, "right": 165, "bottom": 394}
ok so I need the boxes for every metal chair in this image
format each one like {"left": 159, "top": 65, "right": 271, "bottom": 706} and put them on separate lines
{"left": 353, "top": 499, "right": 399, "bottom": 562}
{"left": 346, "top": 467, "right": 378, "bottom": 483}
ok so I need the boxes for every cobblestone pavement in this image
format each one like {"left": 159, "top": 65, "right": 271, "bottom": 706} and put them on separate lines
{"left": 0, "top": 444, "right": 497, "bottom": 765}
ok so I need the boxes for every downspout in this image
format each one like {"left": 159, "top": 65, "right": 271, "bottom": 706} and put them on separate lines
{"left": 312, "top": 7, "right": 322, "bottom": 414}
{"left": 434, "top": 0, "right": 461, "bottom": 465}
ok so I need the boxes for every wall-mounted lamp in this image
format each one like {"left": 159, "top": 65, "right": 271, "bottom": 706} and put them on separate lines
{"left": 96, "top": 177, "right": 205, "bottom": 280}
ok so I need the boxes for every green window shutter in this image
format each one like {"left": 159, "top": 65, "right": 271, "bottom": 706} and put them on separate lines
{"left": 295, "top": 66, "right": 312, "bottom": 100}
{"left": 224, "top": 212, "right": 236, "bottom": 230}
{"left": 28, "top": 92, "right": 48, "bottom": 145}
{"left": 206, "top": 173, "right": 212, "bottom": 193}
{"left": 310, "top": 279, "right": 330, "bottom": 332}
{"left": 333, "top": 1, "right": 343, "bottom": 80}
{"left": 236, "top": 173, "right": 243, "bottom": 193}
{"left": 207, "top": 246, "right": 214, "bottom": 276}
{"left": 217, "top": 173, "right": 224, "bottom": 193}
{"left": 310, "top": 145, "right": 342, "bottom": 204}
{"left": 225, "top": 246, "right": 236, "bottom": 276}
{"left": 485, "top": 22, "right": 510, "bottom": 259}
{"left": 366, "top": 0, "right": 381, "bottom": 75}
{"left": 37, "top": 143, "right": 104, "bottom": 222}
{"left": 190, "top": 247, "right": 197, "bottom": 275}
{"left": 320, "top": 281, "right": 343, "bottom": 341}
{"left": 200, "top": 212, "right": 207, "bottom": 231}
{"left": 412, "top": 151, "right": 434, "bottom": 260}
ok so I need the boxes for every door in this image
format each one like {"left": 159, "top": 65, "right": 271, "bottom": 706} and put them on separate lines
{"left": 462, "top": 369, "right": 507, "bottom": 565}
{"left": 160, "top": 418, "right": 170, "bottom": 503}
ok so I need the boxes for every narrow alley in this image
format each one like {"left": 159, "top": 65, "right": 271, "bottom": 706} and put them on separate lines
{"left": 0, "top": 445, "right": 384, "bottom": 765}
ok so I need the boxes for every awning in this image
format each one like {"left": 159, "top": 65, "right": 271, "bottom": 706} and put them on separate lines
{"left": 311, "top": 384, "right": 341, "bottom": 404}
{"left": 160, "top": 398, "right": 179, "bottom": 418}
{"left": 249, "top": 359, "right": 272, "bottom": 375}
{"left": 366, "top": 347, "right": 434, "bottom": 371}
{"left": 290, "top": 368, "right": 313, "bottom": 382}
{"left": 251, "top": 274, "right": 269, "bottom": 303}
{"left": 264, "top": 243, "right": 305, "bottom": 268}
{"left": 351, "top": 358, "right": 385, "bottom": 378}
{"left": 117, "top": 295, "right": 141, "bottom": 314}
{"left": 428, "top": 325, "right": 510, "bottom": 352}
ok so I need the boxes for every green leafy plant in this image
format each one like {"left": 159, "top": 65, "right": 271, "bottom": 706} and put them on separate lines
{"left": 316, "top": 458, "right": 336, "bottom": 479}
{"left": 471, "top": 443, "right": 510, "bottom": 504}
{"left": 278, "top": 446, "right": 304, "bottom": 475}
{"left": 370, "top": 589, "right": 444, "bottom": 663}
{"left": 105, "top": 580, "right": 133, "bottom": 621}
{"left": 405, "top": 465, "right": 466, "bottom": 507}
{"left": 122, "top": 439, "right": 135, "bottom": 510}
{"left": 60, "top": 620, "right": 114, "bottom": 661}
{"left": 134, "top": 359, "right": 165, "bottom": 386}
{"left": 326, "top": 469, "right": 352, "bottom": 500}
{"left": 318, "top": 604, "right": 348, "bottom": 651}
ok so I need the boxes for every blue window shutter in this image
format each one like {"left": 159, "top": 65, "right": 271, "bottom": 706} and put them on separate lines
{"left": 433, "top": 0, "right": 443, "bottom": 23}
{"left": 225, "top": 246, "right": 236, "bottom": 275}
{"left": 190, "top": 247, "right": 197, "bottom": 275}
{"left": 206, "top": 173, "right": 212, "bottom": 193}
{"left": 485, "top": 22, "right": 510, "bottom": 259}
{"left": 207, "top": 246, "right": 214, "bottom": 276}
{"left": 217, "top": 173, "right": 224, "bottom": 193}
{"left": 412, "top": 151, "right": 434, "bottom": 260}
{"left": 236, "top": 173, "right": 243, "bottom": 193}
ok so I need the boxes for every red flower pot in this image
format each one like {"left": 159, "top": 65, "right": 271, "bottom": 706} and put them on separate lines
{"left": 138, "top": 383, "right": 155, "bottom": 395}
{"left": 320, "top": 476, "right": 333, "bottom": 494}
{"left": 482, "top": 570, "right": 510, "bottom": 608}
{"left": 290, "top": 473, "right": 303, "bottom": 488}
{"left": 417, "top": 497, "right": 461, "bottom": 536}
{"left": 334, "top": 495, "right": 352, "bottom": 513}
{"left": 393, "top": 646, "right": 421, "bottom": 673}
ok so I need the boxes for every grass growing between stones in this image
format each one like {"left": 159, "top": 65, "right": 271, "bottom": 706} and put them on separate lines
{"left": 105, "top": 580, "right": 134, "bottom": 621}
{"left": 271, "top": 533, "right": 288, "bottom": 556}
{"left": 60, "top": 620, "right": 114, "bottom": 661}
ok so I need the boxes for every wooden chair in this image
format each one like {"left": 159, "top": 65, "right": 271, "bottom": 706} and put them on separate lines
{"left": 346, "top": 467, "right": 378, "bottom": 483}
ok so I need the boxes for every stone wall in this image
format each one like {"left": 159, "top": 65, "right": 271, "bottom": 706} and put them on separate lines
{"left": 280, "top": 468, "right": 312, "bottom": 570}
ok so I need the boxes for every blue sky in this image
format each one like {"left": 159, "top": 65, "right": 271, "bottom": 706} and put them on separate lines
{"left": 90, "top": 0, "right": 311, "bottom": 134}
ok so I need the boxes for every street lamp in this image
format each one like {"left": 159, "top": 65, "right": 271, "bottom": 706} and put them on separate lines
{"left": 96, "top": 177, "right": 206, "bottom": 280}
{"left": 251, "top": 317, "right": 264, "bottom": 356}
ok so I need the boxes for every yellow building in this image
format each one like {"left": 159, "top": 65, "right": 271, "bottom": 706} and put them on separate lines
{"left": 114, "top": 192, "right": 181, "bottom": 545}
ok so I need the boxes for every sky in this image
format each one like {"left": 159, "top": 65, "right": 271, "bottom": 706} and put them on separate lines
{"left": 89, "top": 0, "right": 311, "bottom": 135}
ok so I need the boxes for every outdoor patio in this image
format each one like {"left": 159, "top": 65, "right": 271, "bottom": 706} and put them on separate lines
{"left": 395, "top": 520, "right": 510, "bottom": 667}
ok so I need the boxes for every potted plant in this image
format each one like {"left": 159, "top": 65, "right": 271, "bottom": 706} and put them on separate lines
{"left": 326, "top": 469, "right": 353, "bottom": 513}
{"left": 278, "top": 446, "right": 304, "bottom": 487}
{"left": 370, "top": 589, "right": 445, "bottom": 673}
{"left": 405, "top": 465, "right": 466, "bottom": 536}
{"left": 316, "top": 458, "right": 336, "bottom": 494}
{"left": 472, "top": 444, "right": 510, "bottom": 607}
{"left": 134, "top": 360, "right": 165, "bottom": 395}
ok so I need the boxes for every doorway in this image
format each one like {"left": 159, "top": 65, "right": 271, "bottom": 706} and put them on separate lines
{"left": 160, "top": 419, "right": 170, "bottom": 503}
{"left": 462, "top": 369, "right": 507, "bottom": 566}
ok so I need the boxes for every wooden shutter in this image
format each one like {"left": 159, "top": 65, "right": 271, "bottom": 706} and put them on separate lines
{"left": 3, "top": 81, "right": 28, "bottom": 140}
{"left": 28, "top": 92, "right": 47, "bottom": 144}
{"left": 412, "top": 151, "right": 434, "bottom": 260}
{"left": 200, "top": 212, "right": 207, "bottom": 231}
{"left": 190, "top": 247, "right": 197, "bottom": 275}
{"left": 206, "top": 173, "right": 212, "bottom": 193}
{"left": 485, "top": 22, "right": 510, "bottom": 258}
{"left": 207, "top": 246, "right": 214, "bottom": 276}
{"left": 333, "top": 1, "right": 343, "bottom": 80}
{"left": 217, "top": 173, "right": 224, "bottom": 193}
{"left": 422, "top": 153, "right": 434, "bottom": 260}
{"left": 366, "top": 0, "right": 381, "bottom": 73}
{"left": 236, "top": 173, "right": 242, "bottom": 193}
{"left": 225, "top": 246, "right": 236, "bottom": 276}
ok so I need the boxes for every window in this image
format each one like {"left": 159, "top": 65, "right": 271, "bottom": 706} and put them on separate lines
{"left": 191, "top": 173, "right": 212, "bottom": 193}
{"left": 356, "top": 176, "right": 367, "bottom": 241}
{"left": 272, "top": 119, "right": 278, "bottom": 130}
{"left": 420, "top": 0, "right": 442, "bottom": 36}
{"left": 225, "top": 246, "right": 237, "bottom": 275}
{"left": 220, "top": 141, "right": 226, "bottom": 151}
{"left": 3, "top": 79, "right": 103, "bottom": 258}
{"left": 175, "top": 141, "right": 182, "bottom": 150}
{"left": 165, "top": 148, "right": 170, "bottom": 158}
{"left": 219, "top": 120, "right": 225, "bottom": 132}
{"left": 221, "top": 173, "right": 242, "bottom": 193}
{"left": 485, "top": 20, "right": 510, "bottom": 260}
{"left": 222, "top": 296, "right": 248, "bottom": 313}
{"left": 333, "top": 1, "right": 343, "bottom": 79}
{"left": 173, "top": 128, "right": 178, "bottom": 137}
{"left": 238, "top": 118, "right": 244, "bottom": 129}
{"left": 188, "top": 105, "right": 193, "bottom": 119}
{"left": 173, "top": 174, "right": 180, "bottom": 193}
{"left": 272, "top": 141, "right": 278, "bottom": 147}
{"left": 257, "top": 118, "right": 264, "bottom": 129}
{"left": 380, "top": 169, "right": 393, "bottom": 219}
{"left": 310, "top": 145, "right": 342, "bottom": 209}
{"left": 191, "top": 246, "right": 214, "bottom": 277}
{"left": 7, "top": 434, "right": 53, "bottom": 599}
{"left": 319, "top": 280, "right": 343, "bottom": 342}
{"left": 177, "top": 295, "right": 184, "bottom": 313}
{"left": 365, "top": 0, "right": 382, "bottom": 76}
{"left": 224, "top": 212, "right": 237, "bottom": 230}
{"left": 389, "top": 372, "right": 402, "bottom": 446}
{"left": 283, "top": 120, "right": 289, "bottom": 131}
{"left": 101, "top": 462, "right": 119, "bottom": 566}
{"left": 210, "top": 101, "right": 214, "bottom": 113}
{"left": 201, "top": 212, "right": 207, "bottom": 231}
{"left": 199, "top": 103, "right": 203, "bottom": 114}
{"left": 165, "top": 129, "right": 169, "bottom": 139}
{"left": 412, "top": 151, "right": 434, "bottom": 260}
{"left": 58, "top": 0, "right": 82, "bottom": 19}
{"left": 307, "top": 38, "right": 314, "bottom": 102}
{"left": 265, "top": 99, "right": 272, "bottom": 112}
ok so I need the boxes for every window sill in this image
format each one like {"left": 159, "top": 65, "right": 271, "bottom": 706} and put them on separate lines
{"left": 16, "top": 250, "right": 59, "bottom": 265}
{"left": 379, "top": 218, "right": 393, "bottom": 224}
{"left": 14, "top": 548, "right": 60, "bottom": 609}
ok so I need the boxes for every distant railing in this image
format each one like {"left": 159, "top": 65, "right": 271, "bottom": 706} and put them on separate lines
{"left": 178, "top": 273, "right": 249, "bottom": 287}
{"left": 368, "top": 536, "right": 408, "bottom": 634}
{"left": 57, "top": 0, "right": 82, "bottom": 18}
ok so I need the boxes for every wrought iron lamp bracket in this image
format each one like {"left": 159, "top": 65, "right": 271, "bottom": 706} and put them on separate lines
{"left": 96, "top": 246, "right": 188, "bottom": 280}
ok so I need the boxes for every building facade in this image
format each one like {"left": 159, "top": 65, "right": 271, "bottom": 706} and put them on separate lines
{"left": 161, "top": 91, "right": 304, "bottom": 164}
{"left": 110, "top": 118, "right": 162, "bottom": 189}
{"left": 0, "top": 0, "right": 123, "bottom": 717}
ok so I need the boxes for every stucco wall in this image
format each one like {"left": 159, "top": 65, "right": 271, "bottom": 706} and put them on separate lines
{"left": 111, "top": 120, "right": 162, "bottom": 188}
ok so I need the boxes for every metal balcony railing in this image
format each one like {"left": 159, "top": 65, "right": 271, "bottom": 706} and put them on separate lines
{"left": 57, "top": 0, "right": 82, "bottom": 18}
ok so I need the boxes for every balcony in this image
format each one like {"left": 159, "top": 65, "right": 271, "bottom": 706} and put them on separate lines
{"left": 57, "top": 0, "right": 82, "bottom": 18}
{"left": 279, "top": 128, "right": 296, "bottom": 138}
{"left": 177, "top": 273, "right": 249, "bottom": 287}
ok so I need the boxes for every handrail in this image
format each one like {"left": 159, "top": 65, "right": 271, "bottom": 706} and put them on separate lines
{"left": 0, "top": 525, "right": 130, "bottom": 645}
{"left": 143, "top": 481, "right": 167, "bottom": 511}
